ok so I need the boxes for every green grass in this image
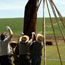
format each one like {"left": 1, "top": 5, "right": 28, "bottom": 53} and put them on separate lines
{"left": 37, "top": 18, "right": 65, "bottom": 35}
{"left": 41, "top": 45, "right": 65, "bottom": 65}
{"left": 0, "top": 18, "right": 24, "bottom": 34}
{"left": 41, "top": 60, "right": 65, "bottom": 65}
{"left": 43, "top": 45, "right": 65, "bottom": 59}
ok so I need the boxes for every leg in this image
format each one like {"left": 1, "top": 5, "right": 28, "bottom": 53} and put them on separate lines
{"left": 31, "top": 56, "right": 37, "bottom": 65}
{"left": 1, "top": 56, "right": 12, "bottom": 65}
{"left": 36, "top": 56, "right": 41, "bottom": 65}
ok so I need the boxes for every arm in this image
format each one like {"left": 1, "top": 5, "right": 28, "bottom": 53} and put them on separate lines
{"left": 6, "top": 26, "right": 13, "bottom": 38}
{"left": 19, "top": 36, "right": 22, "bottom": 43}
{"left": 28, "top": 32, "right": 36, "bottom": 45}
{"left": 32, "top": 32, "right": 36, "bottom": 41}
{"left": 41, "top": 42, "right": 44, "bottom": 48}
{"left": 4, "top": 26, "right": 13, "bottom": 42}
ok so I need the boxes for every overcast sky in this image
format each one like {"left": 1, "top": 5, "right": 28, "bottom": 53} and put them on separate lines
{"left": 0, "top": 0, "right": 65, "bottom": 18}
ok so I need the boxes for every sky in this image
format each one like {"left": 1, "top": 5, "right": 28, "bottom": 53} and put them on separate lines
{"left": 0, "top": 0, "right": 65, "bottom": 18}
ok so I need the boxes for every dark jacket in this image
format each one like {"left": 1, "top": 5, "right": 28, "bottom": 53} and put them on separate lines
{"left": 30, "top": 41, "right": 43, "bottom": 56}
{"left": 19, "top": 42, "right": 31, "bottom": 55}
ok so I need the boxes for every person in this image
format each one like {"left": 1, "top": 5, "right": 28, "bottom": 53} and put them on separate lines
{"left": 18, "top": 32, "right": 35, "bottom": 65}
{"left": 0, "top": 26, "right": 13, "bottom": 65}
{"left": 9, "top": 40, "right": 18, "bottom": 65}
{"left": 8, "top": 43, "right": 13, "bottom": 65}
{"left": 18, "top": 35, "right": 31, "bottom": 65}
{"left": 30, "top": 34, "right": 44, "bottom": 65}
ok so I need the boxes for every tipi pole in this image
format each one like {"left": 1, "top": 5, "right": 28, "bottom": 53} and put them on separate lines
{"left": 43, "top": 0, "right": 46, "bottom": 65}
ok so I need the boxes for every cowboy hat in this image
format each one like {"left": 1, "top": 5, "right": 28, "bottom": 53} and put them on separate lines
{"left": 36, "top": 34, "right": 44, "bottom": 43}
{"left": 10, "top": 41, "right": 17, "bottom": 48}
{"left": 21, "top": 35, "right": 29, "bottom": 43}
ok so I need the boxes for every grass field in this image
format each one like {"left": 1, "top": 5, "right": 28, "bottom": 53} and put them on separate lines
{"left": 0, "top": 18, "right": 24, "bottom": 34}
{"left": 41, "top": 45, "right": 65, "bottom": 65}
{"left": 0, "top": 18, "right": 65, "bottom": 65}
{"left": 41, "top": 60, "right": 65, "bottom": 65}
{"left": 42, "top": 45, "right": 65, "bottom": 59}
{"left": 0, "top": 18, "right": 65, "bottom": 35}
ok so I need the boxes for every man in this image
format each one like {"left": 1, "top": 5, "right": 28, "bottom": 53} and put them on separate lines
{"left": 30, "top": 34, "right": 44, "bottom": 65}
{"left": 18, "top": 32, "right": 35, "bottom": 65}
{"left": 19, "top": 35, "right": 31, "bottom": 65}
{"left": 0, "top": 26, "right": 13, "bottom": 65}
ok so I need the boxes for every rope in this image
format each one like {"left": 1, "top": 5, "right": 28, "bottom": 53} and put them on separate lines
{"left": 46, "top": 0, "right": 63, "bottom": 65}
{"left": 43, "top": 0, "right": 46, "bottom": 65}
{"left": 49, "top": 0, "right": 65, "bottom": 43}
{"left": 51, "top": 0, "right": 65, "bottom": 28}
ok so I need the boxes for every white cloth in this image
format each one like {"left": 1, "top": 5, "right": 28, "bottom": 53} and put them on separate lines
{"left": 0, "top": 36, "right": 10, "bottom": 56}
{"left": 8, "top": 44, "right": 13, "bottom": 55}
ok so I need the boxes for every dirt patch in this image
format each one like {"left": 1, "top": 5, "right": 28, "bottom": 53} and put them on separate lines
{"left": 11, "top": 35, "right": 65, "bottom": 45}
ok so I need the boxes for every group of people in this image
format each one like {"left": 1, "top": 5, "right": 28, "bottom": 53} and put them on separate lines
{"left": 0, "top": 26, "right": 44, "bottom": 65}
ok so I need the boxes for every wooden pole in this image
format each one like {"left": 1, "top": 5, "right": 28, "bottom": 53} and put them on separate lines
{"left": 47, "top": 0, "right": 63, "bottom": 65}
{"left": 51, "top": 0, "right": 65, "bottom": 28}
{"left": 49, "top": 0, "right": 65, "bottom": 43}
{"left": 43, "top": 0, "right": 46, "bottom": 65}
{"left": 37, "top": 0, "right": 42, "bottom": 10}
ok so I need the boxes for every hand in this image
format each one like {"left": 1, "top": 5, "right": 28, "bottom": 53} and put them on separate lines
{"left": 6, "top": 26, "right": 11, "bottom": 30}
{"left": 21, "top": 32, "right": 24, "bottom": 36}
{"left": 32, "top": 32, "right": 35, "bottom": 35}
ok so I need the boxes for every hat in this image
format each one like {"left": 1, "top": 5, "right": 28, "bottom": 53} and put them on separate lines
{"left": 10, "top": 41, "right": 17, "bottom": 48}
{"left": 36, "top": 34, "right": 44, "bottom": 43}
{"left": 21, "top": 35, "right": 29, "bottom": 43}
{"left": 0, "top": 32, "right": 7, "bottom": 40}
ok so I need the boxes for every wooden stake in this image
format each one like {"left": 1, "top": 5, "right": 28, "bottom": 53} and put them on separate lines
{"left": 43, "top": 0, "right": 46, "bottom": 65}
